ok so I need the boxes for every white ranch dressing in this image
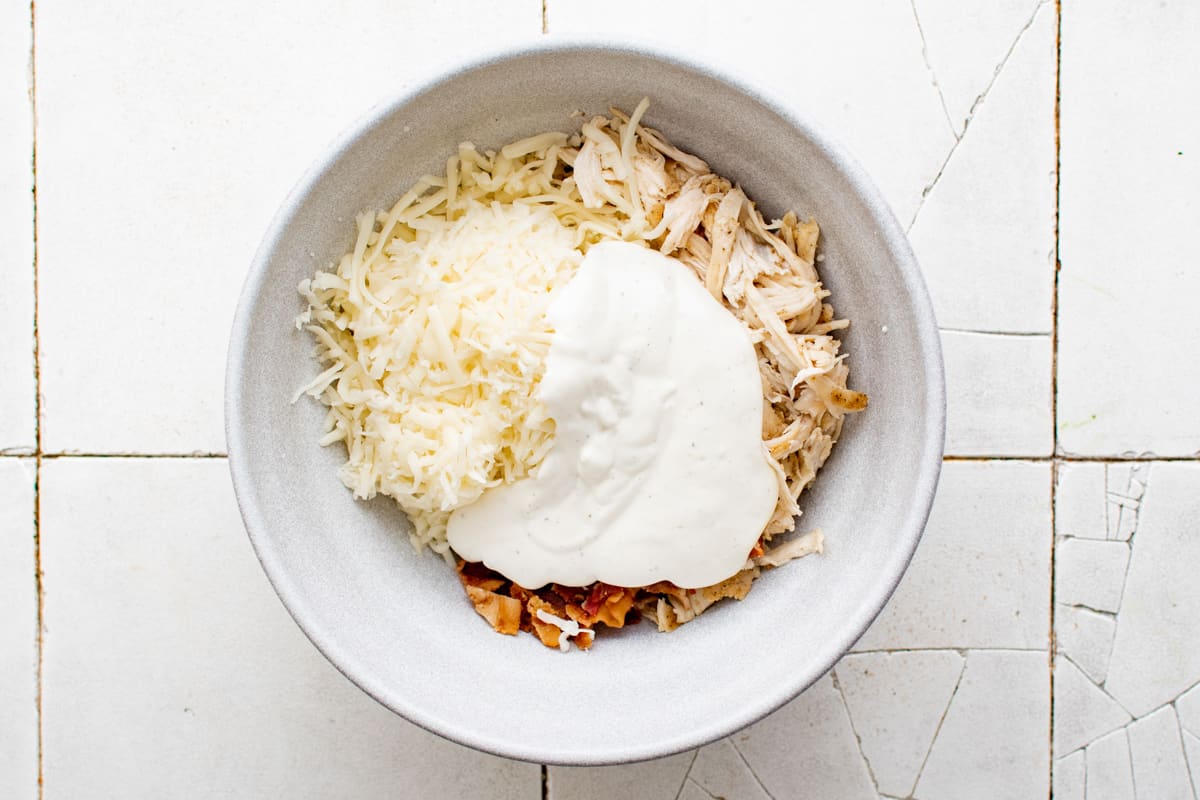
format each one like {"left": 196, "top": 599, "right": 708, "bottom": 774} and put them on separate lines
{"left": 446, "top": 240, "right": 778, "bottom": 589}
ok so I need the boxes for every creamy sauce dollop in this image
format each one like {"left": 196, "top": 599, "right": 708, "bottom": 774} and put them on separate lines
{"left": 446, "top": 240, "right": 778, "bottom": 589}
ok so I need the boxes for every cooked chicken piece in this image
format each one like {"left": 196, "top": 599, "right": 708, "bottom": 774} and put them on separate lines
{"left": 646, "top": 202, "right": 664, "bottom": 229}
{"left": 741, "top": 205, "right": 819, "bottom": 283}
{"left": 761, "top": 399, "right": 787, "bottom": 440}
{"left": 688, "top": 567, "right": 758, "bottom": 617}
{"left": 653, "top": 598, "right": 681, "bottom": 632}
{"left": 763, "top": 448, "right": 801, "bottom": 532}
{"left": 745, "top": 285, "right": 808, "bottom": 377}
{"left": 793, "top": 218, "right": 821, "bottom": 264}
{"left": 609, "top": 108, "right": 710, "bottom": 175}
{"left": 706, "top": 188, "right": 745, "bottom": 300}
{"left": 755, "top": 529, "right": 824, "bottom": 568}
{"left": 658, "top": 176, "right": 713, "bottom": 254}
{"left": 684, "top": 232, "right": 712, "bottom": 261}
{"left": 633, "top": 147, "right": 679, "bottom": 206}
{"left": 807, "top": 373, "right": 870, "bottom": 415}
{"left": 764, "top": 414, "right": 818, "bottom": 460}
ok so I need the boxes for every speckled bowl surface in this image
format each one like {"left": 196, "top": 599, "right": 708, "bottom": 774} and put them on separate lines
{"left": 225, "top": 41, "right": 945, "bottom": 765}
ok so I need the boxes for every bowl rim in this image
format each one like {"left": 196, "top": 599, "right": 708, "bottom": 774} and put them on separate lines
{"left": 225, "top": 36, "right": 947, "bottom": 765}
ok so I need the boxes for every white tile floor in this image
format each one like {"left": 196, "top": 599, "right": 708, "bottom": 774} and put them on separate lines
{"left": 0, "top": 0, "right": 34, "bottom": 454}
{"left": 3, "top": 0, "right": 1198, "bottom": 797}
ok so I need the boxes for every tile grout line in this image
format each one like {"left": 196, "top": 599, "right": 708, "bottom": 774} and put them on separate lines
{"left": 850, "top": 646, "right": 1045, "bottom": 655}
{"left": 943, "top": 455, "right": 1200, "bottom": 463}
{"left": 1049, "top": 0, "right": 1063, "bottom": 793}
{"left": 28, "top": 0, "right": 44, "bottom": 795}
{"left": 37, "top": 452, "right": 228, "bottom": 459}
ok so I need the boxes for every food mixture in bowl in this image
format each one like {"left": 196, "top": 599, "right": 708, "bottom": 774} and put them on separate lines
{"left": 295, "top": 100, "right": 868, "bottom": 651}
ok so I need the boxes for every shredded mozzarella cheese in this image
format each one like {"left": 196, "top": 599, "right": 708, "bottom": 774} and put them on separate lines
{"left": 535, "top": 608, "right": 593, "bottom": 652}
{"left": 298, "top": 200, "right": 582, "bottom": 552}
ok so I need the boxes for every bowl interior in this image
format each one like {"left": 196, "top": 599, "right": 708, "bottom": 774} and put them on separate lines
{"left": 227, "top": 44, "right": 944, "bottom": 765}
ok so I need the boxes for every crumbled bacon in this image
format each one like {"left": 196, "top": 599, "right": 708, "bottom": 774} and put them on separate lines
{"left": 457, "top": 560, "right": 506, "bottom": 592}
{"left": 462, "top": 585, "right": 522, "bottom": 635}
{"left": 526, "top": 597, "right": 573, "bottom": 649}
{"left": 582, "top": 582, "right": 620, "bottom": 616}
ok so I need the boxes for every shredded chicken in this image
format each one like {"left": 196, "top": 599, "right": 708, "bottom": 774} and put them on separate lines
{"left": 455, "top": 106, "right": 865, "bottom": 647}
{"left": 337, "top": 102, "right": 866, "bottom": 650}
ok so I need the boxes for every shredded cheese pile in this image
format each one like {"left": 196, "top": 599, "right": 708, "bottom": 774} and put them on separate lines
{"left": 297, "top": 200, "right": 582, "bottom": 551}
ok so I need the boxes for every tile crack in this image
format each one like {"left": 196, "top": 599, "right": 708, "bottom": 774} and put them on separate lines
{"left": 908, "top": 0, "right": 957, "bottom": 139}
{"left": 672, "top": 749, "right": 701, "bottom": 800}
{"left": 686, "top": 777, "right": 719, "bottom": 800}
{"left": 908, "top": 652, "right": 969, "bottom": 796}
{"left": 1109, "top": 463, "right": 1148, "bottom": 614}
{"left": 830, "top": 668, "right": 882, "bottom": 796}
{"left": 1174, "top": 704, "right": 1200, "bottom": 799}
{"left": 907, "top": 0, "right": 1052, "bottom": 232}
{"left": 1126, "top": 724, "right": 1139, "bottom": 800}
{"left": 938, "top": 327, "right": 1051, "bottom": 337}
{"left": 726, "top": 737, "right": 776, "bottom": 800}
{"left": 1060, "top": 602, "right": 1117, "bottom": 619}
{"left": 963, "top": 0, "right": 1051, "bottom": 129}
{"left": 1055, "top": 651, "right": 1137, "bottom": 719}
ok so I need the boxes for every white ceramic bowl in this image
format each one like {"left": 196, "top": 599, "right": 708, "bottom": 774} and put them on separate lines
{"left": 226, "top": 41, "right": 945, "bottom": 765}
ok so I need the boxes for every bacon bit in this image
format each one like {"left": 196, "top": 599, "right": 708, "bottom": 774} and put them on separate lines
{"left": 582, "top": 582, "right": 621, "bottom": 616}
{"left": 564, "top": 603, "right": 590, "bottom": 626}
{"left": 508, "top": 583, "right": 534, "bottom": 604}
{"left": 551, "top": 583, "right": 587, "bottom": 606}
{"left": 590, "top": 589, "right": 636, "bottom": 628}
{"left": 527, "top": 597, "right": 564, "bottom": 649}
{"left": 748, "top": 541, "right": 765, "bottom": 559}
{"left": 463, "top": 585, "right": 522, "bottom": 635}
{"left": 456, "top": 560, "right": 506, "bottom": 593}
